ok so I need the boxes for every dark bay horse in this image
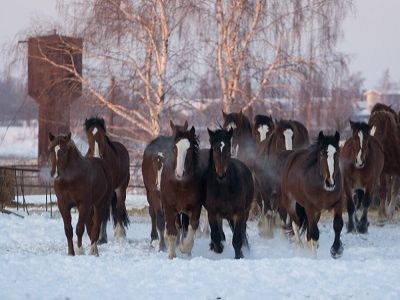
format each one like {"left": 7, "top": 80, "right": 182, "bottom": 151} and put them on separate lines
{"left": 205, "top": 128, "right": 254, "bottom": 259}
{"left": 369, "top": 105, "right": 400, "bottom": 218}
{"left": 255, "top": 119, "right": 309, "bottom": 238}
{"left": 281, "top": 131, "right": 344, "bottom": 258}
{"left": 160, "top": 125, "right": 209, "bottom": 259}
{"left": 85, "top": 117, "right": 130, "bottom": 243}
{"left": 49, "top": 132, "right": 112, "bottom": 256}
{"left": 141, "top": 121, "right": 189, "bottom": 251}
{"left": 340, "top": 121, "right": 384, "bottom": 233}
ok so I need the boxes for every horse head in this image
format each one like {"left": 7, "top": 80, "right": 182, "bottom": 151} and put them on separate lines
{"left": 172, "top": 124, "right": 198, "bottom": 180}
{"left": 208, "top": 128, "right": 233, "bottom": 179}
{"left": 222, "top": 109, "right": 252, "bottom": 158}
{"left": 253, "top": 114, "right": 274, "bottom": 144}
{"left": 272, "top": 120, "right": 295, "bottom": 151}
{"left": 316, "top": 131, "right": 340, "bottom": 192}
{"left": 84, "top": 117, "right": 107, "bottom": 158}
{"left": 349, "top": 121, "right": 370, "bottom": 169}
{"left": 48, "top": 132, "right": 72, "bottom": 178}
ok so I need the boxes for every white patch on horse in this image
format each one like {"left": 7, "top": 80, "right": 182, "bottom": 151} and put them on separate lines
{"left": 220, "top": 141, "right": 225, "bottom": 152}
{"left": 370, "top": 125, "right": 376, "bottom": 136}
{"left": 175, "top": 138, "right": 190, "bottom": 178}
{"left": 356, "top": 131, "right": 364, "bottom": 168}
{"left": 114, "top": 223, "right": 126, "bottom": 240}
{"left": 157, "top": 152, "right": 164, "bottom": 158}
{"left": 53, "top": 145, "right": 60, "bottom": 178}
{"left": 258, "top": 125, "right": 269, "bottom": 142}
{"left": 92, "top": 127, "right": 98, "bottom": 135}
{"left": 327, "top": 145, "right": 336, "bottom": 186}
{"left": 179, "top": 225, "right": 196, "bottom": 254}
{"left": 156, "top": 164, "right": 164, "bottom": 191}
{"left": 283, "top": 129, "right": 294, "bottom": 150}
{"left": 92, "top": 127, "right": 100, "bottom": 158}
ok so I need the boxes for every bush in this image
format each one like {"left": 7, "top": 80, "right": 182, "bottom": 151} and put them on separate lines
{"left": 0, "top": 169, "right": 16, "bottom": 207}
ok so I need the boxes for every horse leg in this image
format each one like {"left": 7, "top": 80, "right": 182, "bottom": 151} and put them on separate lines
{"left": 346, "top": 187, "right": 356, "bottom": 233}
{"left": 232, "top": 215, "right": 245, "bottom": 259}
{"left": 155, "top": 206, "right": 166, "bottom": 252}
{"left": 114, "top": 187, "right": 129, "bottom": 240}
{"left": 217, "top": 216, "right": 225, "bottom": 241}
{"left": 149, "top": 203, "right": 158, "bottom": 242}
{"left": 305, "top": 208, "right": 319, "bottom": 255}
{"left": 378, "top": 174, "right": 388, "bottom": 219}
{"left": 357, "top": 191, "right": 371, "bottom": 234}
{"left": 208, "top": 212, "right": 223, "bottom": 254}
{"left": 89, "top": 206, "right": 102, "bottom": 257}
{"left": 388, "top": 175, "right": 399, "bottom": 218}
{"left": 180, "top": 208, "right": 200, "bottom": 255}
{"left": 75, "top": 204, "right": 89, "bottom": 255}
{"left": 164, "top": 203, "right": 178, "bottom": 259}
{"left": 330, "top": 201, "right": 344, "bottom": 259}
{"left": 257, "top": 189, "right": 274, "bottom": 239}
{"left": 59, "top": 204, "right": 74, "bottom": 256}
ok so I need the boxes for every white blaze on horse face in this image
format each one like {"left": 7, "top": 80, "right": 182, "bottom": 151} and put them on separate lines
{"left": 175, "top": 138, "right": 190, "bottom": 178}
{"left": 356, "top": 131, "right": 364, "bottom": 167}
{"left": 370, "top": 125, "right": 376, "bottom": 136}
{"left": 283, "top": 129, "right": 294, "bottom": 150}
{"left": 258, "top": 125, "right": 269, "bottom": 142}
{"left": 327, "top": 145, "right": 336, "bottom": 185}
{"left": 226, "top": 122, "right": 237, "bottom": 130}
{"left": 92, "top": 127, "right": 100, "bottom": 158}
{"left": 53, "top": 145, "right": 60, "bottom": 178}
{"left": 220, "top": 141, "right": 225, "bottom": 153}
{"left": 156, "top": 152, "right": 164, "bottom": 191}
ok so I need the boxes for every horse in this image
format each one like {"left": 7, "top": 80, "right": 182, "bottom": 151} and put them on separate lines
{"left": 253, "top": 114, "right": 274, "bottom": 146}
{"left": 48, "top": 132, "right": 113, "bottom": 256}
{"left": 205, "top": 128, "right": 254, "bottom": 259}
{"left": 160, "top": 125, "right": 209, "bottom": 259}
{"left": 281, "top": 131, "right": 344, "bottom": 258}
{"left": 368, "top": 105, "right": 400, "bottom": 218}
{"left": 141, "top": 120, "right": 190, "bottom": 251}
{"left": 254, "top": 119, "right": 309, "bottom": 238}
{"left": 340, "top": 121, "right": 384, "bottom": 233}
{"left": 85, "top": 117, "right": 130, "bottom": 243}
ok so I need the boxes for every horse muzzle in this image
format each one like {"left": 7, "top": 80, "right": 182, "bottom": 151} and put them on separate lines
{"left": 324, "top": 179, "right": 336, "bottom": 192}
{"left": 355, "top": 159, "right": 365, "bottom": 169}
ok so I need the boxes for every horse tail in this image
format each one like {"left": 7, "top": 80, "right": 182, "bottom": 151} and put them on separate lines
{"left": 295, "top": 202, "right": 308, "bottom": 235}
{"left": 111, "top": 192, "right": 118, "bottom": 226}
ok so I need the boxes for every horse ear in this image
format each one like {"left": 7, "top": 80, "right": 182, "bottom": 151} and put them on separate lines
{"left": 222, "top": 111, "right": 228, "bottom": 120}
{"left": 189, "top": 126, "right": 195, "bottom": 136}
{"left": 65, "top": 132, "right": 71, "bottom": 142}
{"left": 170, "top": 120, "right": 176, "bottom": 133}
{"left": 183, "top": 120, "right": 189, "bottom": 131}
{"left": 349, "top": 120, "right": 355, "bottom": 131}
{"left": 207, "top": 128, "right": 214, "bottom": 139}
{"left": 334, "top": 131, "right": 340, "bottom": 145}
{"left": 239, "top": 108, "right": 243, "bottom": 116}
{"left": 48, "top": 132, "right": 55, "bottom": 141}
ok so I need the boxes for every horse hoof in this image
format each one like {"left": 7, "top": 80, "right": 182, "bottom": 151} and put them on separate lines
{"left": 158, "top": 242, "right": 167, "bottom": 252}
{"left": 234, "top": 250, "right": 244, "bottom": 259}
{"left": 330, "top": 243, "right": 344, "bottom": 259}
{"left": 97, "top": 237, "right": 108, "bottom": 245}
{"left": 210, "top": 242, "right": 223, "bottom": 254}
{"left": 114, "top": 224, "right": 126, "bottom": 240}
{"left": 89, "top": 244, "right": 99, "bottom": 257}
{"left": 76, "top": 246, "right": 84, "bottom": 255}
{"left": 168, "top": 253, "right": 176, "bottom": 259}
{"left": 356, "top": 222, "right": 369, "bottom": 234}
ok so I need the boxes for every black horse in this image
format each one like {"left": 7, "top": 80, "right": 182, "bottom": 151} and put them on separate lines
{"left": 205, "top": 128, "right": 254, "bottom": 259}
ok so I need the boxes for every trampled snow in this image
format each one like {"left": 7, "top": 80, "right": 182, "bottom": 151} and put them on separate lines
{"left": 1, "top": 205, "right": 400, "bottom": 299}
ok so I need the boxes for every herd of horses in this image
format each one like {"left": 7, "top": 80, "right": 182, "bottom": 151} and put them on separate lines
{"left": 48, "top": 102, "right": 400, "bottom": 259}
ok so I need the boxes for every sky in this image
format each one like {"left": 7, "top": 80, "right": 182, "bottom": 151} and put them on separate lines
{"left": 0, "top": 0, "right": 399, "bottom": 89}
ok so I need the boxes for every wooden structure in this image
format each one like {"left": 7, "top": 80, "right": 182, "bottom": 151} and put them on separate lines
{"left": 28, "top": 33, "right": 83, "bottom": 166}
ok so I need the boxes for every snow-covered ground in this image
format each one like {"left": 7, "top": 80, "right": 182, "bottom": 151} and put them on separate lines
{"left": 1, "top": 206, "right": 400, "bottom": 299}
{"left": 0, "top": 123, "right": 38, "bottom": 158}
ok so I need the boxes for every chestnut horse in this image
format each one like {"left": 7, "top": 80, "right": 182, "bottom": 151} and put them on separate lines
{"left": 141, "top": 121, "right": 189, "bottom": 251}
{"left": 340, "top": 121, "right": 384, "bottom": 233}
{"left": 49, "top": 132, "right": 112, "bottom": 256}
{"left": 369, "top": 105, "right": 400, "bottom": 218}
{"left": 160, "top": 125, "right": 209, "bottom": 259}
{"left": 281, "top": 131, "right": 343, "bottom": 258}
{"left": 255, "top": 119, "right": 309, "bottom": 238}
{"left": 205, "top": 128, "right": 253, "bottom": 259}
{"left": 85, "top": 117, "right": 130, "bottom": 243}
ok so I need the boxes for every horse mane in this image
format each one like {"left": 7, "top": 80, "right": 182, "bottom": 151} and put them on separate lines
{"left": 84, "top": 117, "right": 106, "bottom": 132}
{"left": 350, "top": 121, "right": 370, "bottom": 134}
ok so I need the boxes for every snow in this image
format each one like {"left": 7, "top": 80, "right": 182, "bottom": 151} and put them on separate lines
{"left": 0, "top": 123, "right": 38, "bottom": 158}
{"left": 1, "top": 207, "right": 400, "bottom": 299}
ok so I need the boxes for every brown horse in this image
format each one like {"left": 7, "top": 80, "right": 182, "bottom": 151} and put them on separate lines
{"left": 281, "top": 131, "right": 344, "bottom": 258}
{"left": 255, "top": 119, "right": 309, "bottom": 238}
{"left": 48, "top": 132, "right": 112, "bottom": 256}
{"left": 141, "top": 121, "right": 189, "bottom": 251}
{"left": 85, "top": 117, "right": 130, "bottom": 243}
{"left": 368, "top": 105, "right": 400, "bottom": 217}
{"left": 340, "top": 121, "right": 384, "bottom": 233}
{"left": 205, "top": 128, "right": 253, "bottom": 259}
{"left": 160, "top": 125, "right": 208, "bottom": 259}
